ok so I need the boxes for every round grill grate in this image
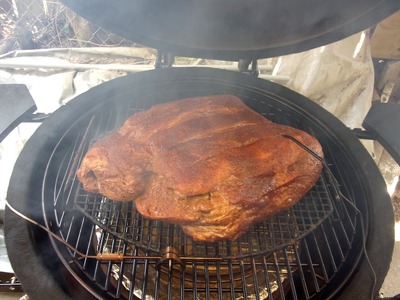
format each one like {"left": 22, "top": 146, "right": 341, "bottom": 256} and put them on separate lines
{"left": 69, "top": 97, "right": 334, "bottom": 258}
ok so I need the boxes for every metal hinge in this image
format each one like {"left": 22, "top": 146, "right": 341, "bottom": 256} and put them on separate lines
{"left": 0, "top": 272, "right": 23, "bottom": 293}
{"left": 350, "top": 128, "right": 375, "bottom": 140}
{"left": 154, "top": 51, "right": 175, "bottom": 69}
{"left": 238, "top": 59, "right": 260, "bottom": 77}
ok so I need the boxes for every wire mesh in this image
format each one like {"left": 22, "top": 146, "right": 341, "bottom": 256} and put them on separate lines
{"left": 0, "top": 0, "right": 136, "bottom": 55}
{"left": 61, "top": 91, "right": 335, "bottom": 258}
{"left": 72, "top": 177, "right": 333, "bottom": 258}
{"left": 41, "top": 76, "right": 364, "bottom": 300}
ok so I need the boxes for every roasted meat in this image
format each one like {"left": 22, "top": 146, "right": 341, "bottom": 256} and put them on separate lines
{"left": 77, "top": 94, "right": 323, "bottom": 241}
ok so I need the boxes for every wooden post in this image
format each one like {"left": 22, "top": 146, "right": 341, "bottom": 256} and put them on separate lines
{"left": 64, "top": 7, "right": 96, "bottom": 47}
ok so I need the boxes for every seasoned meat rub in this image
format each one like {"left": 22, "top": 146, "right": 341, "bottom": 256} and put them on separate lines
{"left": 77, "top": 95, "right": 323, "bottom": 241}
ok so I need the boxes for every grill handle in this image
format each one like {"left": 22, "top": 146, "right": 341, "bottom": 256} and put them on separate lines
{"left": 362, "top": 102, "right": 400, "bottom": 166}
{"left": 0, "top": 84, "right": 48, "bottom": 144}
{"left": 0, "top": 84, "right": 36, "bottom": 143}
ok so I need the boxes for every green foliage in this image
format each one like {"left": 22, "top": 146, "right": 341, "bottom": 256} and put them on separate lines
{"left": 61, "top": 22, "right": 70, "bottom": 34}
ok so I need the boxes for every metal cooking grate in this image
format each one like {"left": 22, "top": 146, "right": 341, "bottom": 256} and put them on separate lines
{"left": 73, "top": 175, "right": 333, "bottom": 257}
{"left": 61, "top": 88, "right": 335, "bottom": 257}
{"left": 43, "top": 79, "right": 362, "bottom": 300}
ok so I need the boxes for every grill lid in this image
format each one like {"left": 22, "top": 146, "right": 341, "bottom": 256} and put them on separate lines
{"left": 59, "top": 0, "right": 400, "bottom": 60}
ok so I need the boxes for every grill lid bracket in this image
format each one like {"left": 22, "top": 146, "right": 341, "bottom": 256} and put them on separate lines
{"left": 362, "top": 102, "right": 400, "bottom": 166}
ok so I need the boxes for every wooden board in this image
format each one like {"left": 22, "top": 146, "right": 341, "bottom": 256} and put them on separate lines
{"left": 371, "top": 10, "right": 400, "bottom": 59}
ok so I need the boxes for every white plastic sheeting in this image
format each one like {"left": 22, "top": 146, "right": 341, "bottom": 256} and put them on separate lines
{"left": 262, "top": 31, "right": 375, "bottom": 156}
{"left": 276, "top": 31, "right": 374, "bottom": 130}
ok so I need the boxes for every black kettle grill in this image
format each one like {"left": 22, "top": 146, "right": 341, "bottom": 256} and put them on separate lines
{"left": 4, "top": 1, "right": 400, "bottom": 299}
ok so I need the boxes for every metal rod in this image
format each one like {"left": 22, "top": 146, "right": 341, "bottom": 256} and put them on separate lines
{"left": 228, "top": 260, "right": 235, "bottom": 300}
{"left": 116, "top": 243, "right": 128, "bottom": 298}
{"left": 303, "top": 238, "right": 320, "bottom": 293}
{"left": 283, "top": 248, "right": 298, "bottom": 300}
{"left": 96, "top": 253, "right": 224, "bottom": 261}
{"left": 192, "top": 261, "right": 198, "bottom": 300}
{"left": 327, "top": 218, "right": 345, "bottom": 261}
{"left": 128, "top": 247, "right": 140, "bottom": 300}
{"left": 250, "top": 257, "right": 260, "bottom": 300}
{"left": 180, "top": 264, "right": 186, "bottom": 300}
{"left": 310, "top": 232, "right": 329, "bottom": 282}
{"left": 240, "top": 259, "right": 248, "bottom": 300}
{"left": 167, "top": 260, "right": 173, "bottom": 300}
{"left": 205, "top": 261, "right": 211, "bottom": 300}
{"left": 293, "top": 244, "right": 310, "bottom": 299}
{"left": 320, "top": 223, "right": 338, "bottom": 273}
{"left": 262, "top": 256, "right": 274, "bottom": 299}
{"left": 0, "top": 61, "right": 273, "bottom": 72}
{"left": 273, "top": 251, "right": 286, "bottom": 299}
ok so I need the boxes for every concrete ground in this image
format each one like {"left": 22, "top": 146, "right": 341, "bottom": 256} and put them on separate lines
{"left": 381, "top": 241, "right": 400, "bottom": 297}
{"left": 0, "top": 293, "right": 26, "bottom": 300}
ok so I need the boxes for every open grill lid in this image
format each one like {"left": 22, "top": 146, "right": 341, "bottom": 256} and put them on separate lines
{"left": 59, "top": 0, "right": 400, "bottom": 60}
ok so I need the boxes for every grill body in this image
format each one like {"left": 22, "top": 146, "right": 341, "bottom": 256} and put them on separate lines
{"left": 4, "top": 68, "right": 394, "bottom": 300}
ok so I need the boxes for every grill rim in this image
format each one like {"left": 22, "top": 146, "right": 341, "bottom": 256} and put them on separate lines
{"left": 4, "top": 67, "right": 394, "bottom": 300}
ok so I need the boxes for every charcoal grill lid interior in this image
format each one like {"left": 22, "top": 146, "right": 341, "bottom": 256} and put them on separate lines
{"left": 59, "top": 0, "right": 400, "bottom": 60}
